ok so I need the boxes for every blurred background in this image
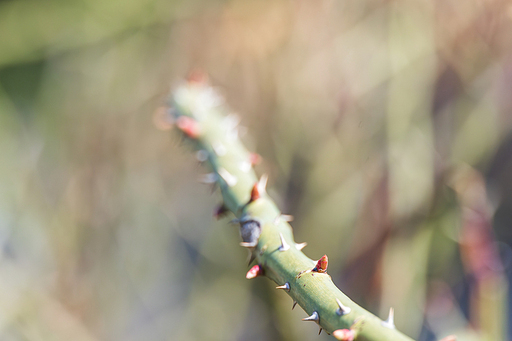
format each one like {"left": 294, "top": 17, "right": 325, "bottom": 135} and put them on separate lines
{"left": 1, "top": 0, "right": 512, "bottom": 340}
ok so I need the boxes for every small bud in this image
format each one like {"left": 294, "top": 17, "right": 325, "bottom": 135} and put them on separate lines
{"left": 213, "top": 205, "right": 228, "bottom": 219}
{"left": 302, "top": 311, "right": 319, "bottom": 322}
{"left": 276, "top": 282, "right": 290, "bottom": 291}
{"left": 313, "top": 255, "right": 328, "bottom": 273}
{"left": 249, "top": 153, "right": 262, "bottom": 165}
{"left": 246, "top": 264, "right": 264, "bottom": 279}
{"left": 332, "top": 329, "right": 355, "bottom": 341}
{"left": 176, "top": 116, "right": 201, "bottom": 138}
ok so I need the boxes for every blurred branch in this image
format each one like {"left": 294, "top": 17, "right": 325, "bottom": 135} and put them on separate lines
{"left": 165, "top": 75, "right": 416, "bottom": 341}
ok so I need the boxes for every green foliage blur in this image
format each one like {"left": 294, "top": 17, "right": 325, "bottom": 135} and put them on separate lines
{"left": 1, "top": 0, "right": 511, "bottom": 340}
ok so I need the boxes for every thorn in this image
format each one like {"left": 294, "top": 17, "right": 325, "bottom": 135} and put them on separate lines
{"left": 249, "top": 153, "right": 262, "bottom": 165}
{"left": 186, "top": 69, "right": 208, "bottom": 84}
{"left": 335, "top": 298, "right": 351, "bottom": 316}
{"left": 229, "top": 218, "right": 239, "bottom": 225}
{"left": 249, "top": 174, "right": 268, "bottom": 202}
{"left": 246, "top": 264, "right": 264, "bottom": 279}
{"left": 312, "top": 255, "right": 328, "bottom": 273}
{"left": 332, "top": 329, "right": 355, "bottom": 341}
{"left": 239, "top": 161, "right": 251, "bottom": 173}
{"left": 292, "top": 301, "right": 297, "bottom": 310}
{"left": 278, "top": 233, "right": 290, "bottom": 251}
{"left": 247, "top": 254, "right": 256, "bottom": 267}
{"left": 318, "top": 328, "right": 323, "bottom": 335}
{"left": 198, "top": 173, "right": 217, "bottom": 184}
{"left": 276, "top": 282, "right": 290, "bottom": 292}
{"left": 281, "top": 214, "right": 294, "bottom": 222}
{"left": 195, "top": 150, "right": 208, "bottom": 162}
{"left": 302, "top": 311, "right": 319, "bottom": 322}
{"left": 213, "top": 205, "right": 228, "bottom": 219}
{"left": 240, "top": 241, "right": 257, "bottom": 248}
{"left": 381, "top": 307, "right": 395, "bottom": 329}
{"left": 212, "top": 142, "right": 227, "bottom": 156}
{"left": 176, "top": 116, "right": 201, "bottom": 138}
{"left": 295, "top": 242, "right": 307, "bottom": 251}
{"left": 218, "top": 168, "right": 237, "bottom": 187}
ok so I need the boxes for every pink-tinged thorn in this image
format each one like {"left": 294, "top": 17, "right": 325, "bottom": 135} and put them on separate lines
{"left": 381, "top": 307, "right": 395, "bottom": 329}
{"left": 278, "top": 233, "right": 290, "bottom": 251}
{"left": 249, "top": 153, "right": 262, "bottom": 165}
{"left": 176, "top": 116, "right": 201, "bottom": 138}
{"left": 186, "top": 69, "right": 208, "bottom": 84}
{"left": 302, "top": 311, "right": 319, "bottom": 322}
{"left": 250, "top": 183, "right": 261, "bottom": 202}
{"left": 276, "top": 282, "right": 290, "bottom": 292}
{"left": 336, "top": 298, "right": 351, "bottom": 316}
{"left": 332, "top": 329, "right": 355, "bottom": 341}
{"left": 295, "top": 242, "right": 307, "bottom": 251}
{"left": 292, "top": 301, "right": 297, "bottom": 310}
{"left": 281, "top": 214, "right": 294, "bottom": 222}
{"left": 246, "top": 264, "right": 264, "bottom": 279}
{"left": 312, "top": 255, "right": 328, "bottom": 273}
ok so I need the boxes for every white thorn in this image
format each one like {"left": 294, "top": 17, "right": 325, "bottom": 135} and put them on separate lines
{"left": 302, "top": 311, "right": 319, "bottom": 322}
{"left": 240, "top": 242, "right": 257, "bottom": 248}
{"left": 198, "top": 173, "right": 217, "bottom": 184}
{"left": 257, "top": 174, "right": 268, "bottom": 195}
{"left": 276, "top": 282, "right": 290, "bottom": 291}
{"left": 212, "top": 142, "right": 227, "bottom": 156}
{"left": 195, "top": 150, "right": 209, "bottom": 162}
{"left": 239, "top": 161, "right": 251, "bottom": 173}
{"left": 281, "top": 214, "right": 294, "bottom": 222}
{"left": 381, "top": 308, "right": 395, "bottom": 329}
{"left": 335, "top": 298, "right": 351, "bottom": 316}
{"left": 295, "top": 242, "right": 307, "bottom": 251}
{"left": 278, "top": 233, "right": 290, "bottom": 251}
{"left": 218, "top": 168, "right": 237, "bottom": 187}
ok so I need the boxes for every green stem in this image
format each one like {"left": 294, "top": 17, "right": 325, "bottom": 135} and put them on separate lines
{"left": 168, "top": 78, "right": 415, "bottom": 341}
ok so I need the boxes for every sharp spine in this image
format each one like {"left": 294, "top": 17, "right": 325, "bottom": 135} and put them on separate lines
{"left": 240, "top": 241, "right": 257, "bottom": 248}
{"left": 292, "top": 301, "right": 297, "bottom": 310}
{"left": 295, "top": 242, "right": 307, "bottom": 251}
{"left": 278, "top": 233, "right": 290, "bottom": 251}
{"left": 218, "top": 168, "right": 237, "bottom": 187}
{"left": 302, "top": 311, "right": 319, "bottom": 322}
{"left": 276, "top": 282, "right": 290, "bottom": 292}
{"left": 198, "top": 173, "right": 217, "bottom": 184}
{"left": 381, "top": 307, "right": 395, "bottom": 329}
{"left": 336, "top": 298, "right": 351, "bottom": 316}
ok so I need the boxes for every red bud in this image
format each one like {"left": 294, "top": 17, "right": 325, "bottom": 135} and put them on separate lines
{"left": 246, "top": 264, "right": 264, "bottom": 279}
{"left": 332, "top": 329, "right": 355, "bottom": 341}
{"left": 313, "top": 255, "right": 328, "bottom": 273}
{"left": 176, "top": 116, "right": 200, "bottom": 138}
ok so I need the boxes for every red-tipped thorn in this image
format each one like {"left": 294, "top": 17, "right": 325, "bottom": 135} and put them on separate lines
{"left": 333, "top": 329, "right": 355, "bottom": 341}
{"left": 246, "top": 264, "right": 264, "bottom": 279}
{"left": 313, "top": 255, "right": 328, "bottom": 273}
{"left": 213, "top": 205, "right": 228, "bottom": 219}
{"left": 249, "top": 174, "right": 268, "bottom": 202}
{"left": 249, "top": 153, "right": 262, "bottom": 165}
{"left": 276, "top": 282, "right": 290, "bottom": 291}
{"left": 176, "top": 116, "right": 201, "bottom": 138}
